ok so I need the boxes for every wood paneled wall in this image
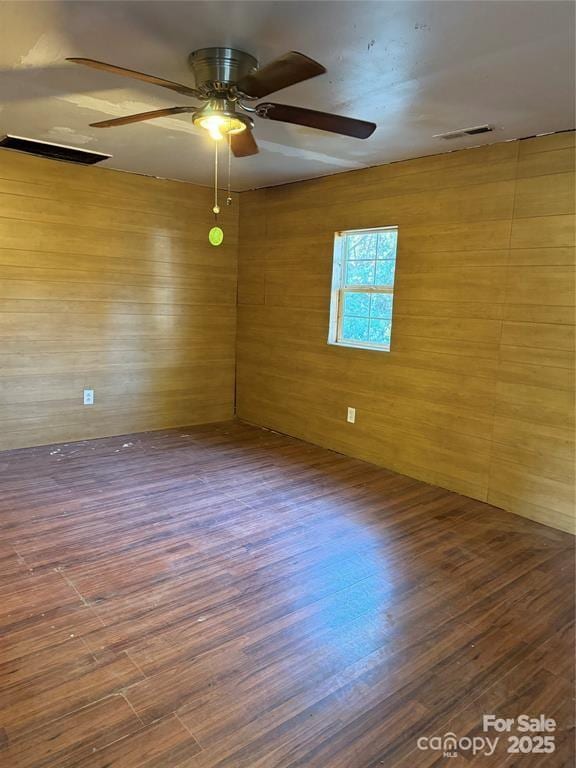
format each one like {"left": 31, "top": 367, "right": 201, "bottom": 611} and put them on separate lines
{"left": 237, "top": 131, "right": 575, "bottom": 533}
{"left": 0, "top": 149, "right": 238, "bottom": 451}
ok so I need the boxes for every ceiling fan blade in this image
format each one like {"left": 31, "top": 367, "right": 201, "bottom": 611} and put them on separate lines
{"left": 236, "top": 52, "right": 325, "bottom": 98}
{"left": 66, "top": 58, "right": 202, "bottom": 99}
{"left": 231, "top": 128, "right": 259, "bottom": 157}
{"left": 256, "top": 103, "right": 376, "bottom": 139}
{"left": 90, "top": 107, "right": 194, "bottom": 128}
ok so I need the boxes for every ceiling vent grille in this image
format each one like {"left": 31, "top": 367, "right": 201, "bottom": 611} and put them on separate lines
{"left": 0, "top": 135, "right": 111, "bottom": 165}
{"left": 434, "top": 124, "right": 495, "bottom": 141}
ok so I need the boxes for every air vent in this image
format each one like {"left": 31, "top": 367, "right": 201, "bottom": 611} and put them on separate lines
{"left": 0, "top": 135, "right": 111, "bottom": 165}
{"left": 433, "top": 124, "right": 495, "bottom": 141}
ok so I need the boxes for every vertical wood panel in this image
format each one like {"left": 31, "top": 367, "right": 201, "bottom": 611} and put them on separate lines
{"left": 237, "top": 132, "right": 575, "bottom": 533}
{"left": 0, "top": 149, "right": 239, "bottom": 450}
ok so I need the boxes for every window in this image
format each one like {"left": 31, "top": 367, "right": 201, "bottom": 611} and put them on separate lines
{"left": 328, "top": 226, "right": 398, "bottom": 351}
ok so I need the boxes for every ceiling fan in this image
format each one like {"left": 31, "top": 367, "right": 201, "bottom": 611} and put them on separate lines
{"left": 66, "top": 47, "right": 377, "bottom": 156}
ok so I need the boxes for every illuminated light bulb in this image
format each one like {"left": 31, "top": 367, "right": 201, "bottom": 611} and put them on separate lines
{"left": 202, "top": 115, "right": 225, "bottom": 141}
{"left": 194, "top": 111, "right": 248, "bottom": 141}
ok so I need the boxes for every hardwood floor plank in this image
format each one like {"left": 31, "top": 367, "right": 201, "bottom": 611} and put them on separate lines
{"left": 0, "top": 647, "right": 144, "bottom": 740}
{"left": 67, "top": 714, "right": 202, "bottom": 768}
{"left": 0, "top": 695, "right": 141, "bottom": 768}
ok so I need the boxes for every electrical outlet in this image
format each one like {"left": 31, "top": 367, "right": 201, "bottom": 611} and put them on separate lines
{"left": 83, "top": 389, "right": 94, "bottom": 406}
{"left": 347, "top": 407, "right": 356, "bottom": 423}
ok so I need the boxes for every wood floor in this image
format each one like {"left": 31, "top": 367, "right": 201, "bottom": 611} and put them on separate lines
{"left": 0, "top": 420, "right": 573, "bottom": 767}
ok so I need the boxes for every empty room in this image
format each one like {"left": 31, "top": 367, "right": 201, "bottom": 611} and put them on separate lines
{"left": 0, "top": 1, "right": 574, "bottom": 766}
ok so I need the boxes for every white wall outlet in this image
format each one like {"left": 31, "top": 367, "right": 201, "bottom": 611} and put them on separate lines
{"left": 347, "top": 407, "right": 356, "bottom": 424}
{"left": 83, "top": 389, "right": 94, "bottom": 406}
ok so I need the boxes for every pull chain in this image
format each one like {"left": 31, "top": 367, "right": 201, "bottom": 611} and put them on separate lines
{"left": 213, "top": 139, "right": 220, "bottom": 218}
{"left": 226, "top": 132, "right": 232, "bottom": 206}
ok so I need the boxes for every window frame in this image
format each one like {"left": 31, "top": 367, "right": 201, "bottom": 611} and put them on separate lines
{"left": 328, "top": 225, "right": 398, "bottom": 352}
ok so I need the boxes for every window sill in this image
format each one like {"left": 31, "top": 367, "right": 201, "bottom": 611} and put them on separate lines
{"left": 328, "top": 340, "right": 391, "bottom": 353}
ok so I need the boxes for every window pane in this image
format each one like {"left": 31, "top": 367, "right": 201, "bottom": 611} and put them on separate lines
{"left": 375, "top": 259, "right": 396, "bottom": 285}
{"left": 369, "top": 318, "right": 392, "bottom": 346}
{"left": 370, "top": 293, "right": 393, "bottom": 318}
{"left": 341, "top": 315, "right": 369, "bottom": 342}
{"left": 343, "top": 292, "right": 370, "bottom": 316}
{"left": 347, "top": 233, "right": 378, "bottom": 260}
{"left": 376, "top": 230, "right": 398, "bottom": 260}
{"left": 345, "top": 260, "right": 375, "bottom": 286}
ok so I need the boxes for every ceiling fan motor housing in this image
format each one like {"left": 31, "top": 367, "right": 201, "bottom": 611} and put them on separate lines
{"left": 189, "top": 47, "right": 258, "bottom": 94}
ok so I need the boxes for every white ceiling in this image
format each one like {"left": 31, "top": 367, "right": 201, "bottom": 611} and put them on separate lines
{"left": 0, "top": 1, "right": 574, "bottom": 191}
